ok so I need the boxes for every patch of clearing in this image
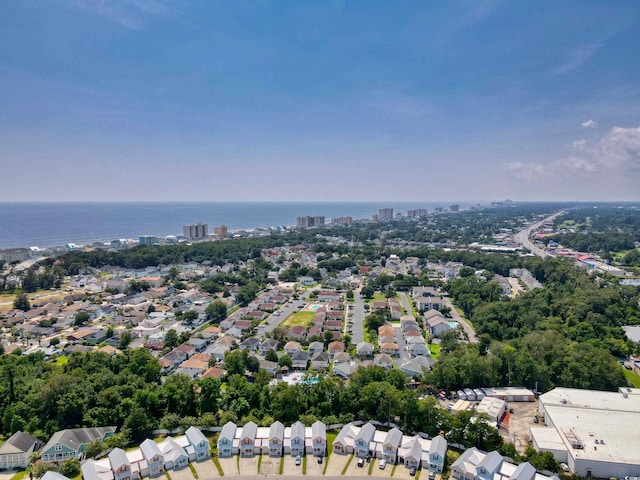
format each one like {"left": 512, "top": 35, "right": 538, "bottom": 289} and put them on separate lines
{"left": 282, "top": 311, "right": 314, "bottom": 328}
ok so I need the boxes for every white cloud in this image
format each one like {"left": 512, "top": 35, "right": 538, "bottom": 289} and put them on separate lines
{"left": 552, "top": 43, "right": 600, "bottom": 75}
{"left": 507, "top": 125, "right": 640, "bottom": 180}
{"left": 68, "top": 0, "right": 175, "bottom": 29}
{"left": 581, "top": 119, "right": 597, "bottom": 128}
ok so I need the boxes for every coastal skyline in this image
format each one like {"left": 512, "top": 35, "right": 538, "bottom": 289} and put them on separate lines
{"left": 1, "top": 1, "right": 640, "bottom": 202}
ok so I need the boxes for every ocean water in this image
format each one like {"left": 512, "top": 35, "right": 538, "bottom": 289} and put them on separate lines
{"left": 0, "top": 201, "right": 471, "bottom": 250}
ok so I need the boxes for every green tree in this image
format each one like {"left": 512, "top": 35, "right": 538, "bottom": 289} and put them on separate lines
{"left": 265, "top": 349, "right": 278, "bottom": 362}
{"left": 164, "top": 329, "right": 179, "bottom": 349}
{"left": 59, "top": 458, "right": 81, "bottom": 478}
{"left": 206, "top": 300, "right": 228, "bottom": 324}
{"left": 74, "top": 311, "right": 90, "bottom": 326}
{"left": 118, "top": 331, "right": 133, "bottom": 349}
{"left": 13, "top": 293, "right": 31, "bottom": 311}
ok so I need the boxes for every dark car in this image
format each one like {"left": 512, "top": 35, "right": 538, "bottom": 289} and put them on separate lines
{"left": 317, "top": 456, "right": 323, "bottom": 464}
{"left": 357, "top": 458, "right": 365, "bottom": 468}
{"left": 410, "top": 467, "right": 417, "bottom": 476}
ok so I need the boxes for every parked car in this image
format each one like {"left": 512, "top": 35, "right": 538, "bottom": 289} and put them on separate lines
{"left": 379, "top": 459, "right": 387, "bottom": 470}
{"left": 533, "top": 415, "right": 539, "bottom": 424}
{"left": 317, "top": 456, "right": 323, "bottom": 464}
{"left": 429, "top": 470, "right": 435, "bottom": 480}
{"left": 295, "top": 455, "right": 301, "bottom": 466}
{"left": 410, "top": 467, "right": 417, "bottom": 476}
{"left": 560, "top": 463, "right": 570, "bottom": 473}
{"left": 357, "top": 458, "right": 365, "bottom": 468}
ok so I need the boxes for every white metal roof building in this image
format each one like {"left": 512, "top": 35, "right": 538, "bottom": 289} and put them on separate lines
{"left": 531, "top": 387, "right": 640, "bottom": 478}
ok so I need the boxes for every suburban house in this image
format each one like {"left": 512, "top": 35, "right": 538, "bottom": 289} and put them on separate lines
{"left": 217, "top": 422, "right": 237, "bottom": 458}
{"left": 158, "top": 438, "right": 188, "bottom": 470}
{"left": 0, "top": 431, "right": 42, "bottom": 469}
{"left": 333, "top": 424, "right": 356, "bottom": 455}
{"left": 308, "top": 341, "right": 324, "bottom": 355}
{"left": 354, "top": 423, "right": 376, "bottom": 458}
{"left": 374, "top": 353, "right": 393, "bottom": 369}
{"left": 185, "top": 426, "right": 210, "bottom": 461}
{"left": 356, "top": 342, "right": 374, "bottom": 358}
{"left": 108, "top": 448, "right": 132, "bottom": 480}
{"left": 328, "top": 341, "right": 345, "bottom": 360}
{"left": 284, "top": 341, "right": 301, "bottom": 356}
{"left": 310, "top": 421, "right": 326, "bottom": 457}
{"left": 140, "top": 439, "right": 165, "bottom": 477}
{"left": 288, "top": 421, "right": 306, "bottom": 457}
{"left": 310, "top": 352, "right": 330, "bottom": 370}
{"left": 426, "top": 315, "right": 453, "bottom": 338}
{"left": 239, "top": 421, "right": 258, "bottom": 457}
{"left": 291, "top": 350, "right": 309, "bottom": 370}
{"left": 41, "top": 427, "right": 116, "bottom": 463}
{"left": 269, "top": 421, "right": 285, "bottom": 457}
{"left": 381, "top": 428, "right": 403, "bottom": 464}
{"left": 398, "top": 436, "right": 423, "bottom": 470}
{"left": 429, "top": 436, "right": 448, "bottom": 473}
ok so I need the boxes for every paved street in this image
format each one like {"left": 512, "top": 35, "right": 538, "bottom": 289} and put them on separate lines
{"left": 512, "top": 211, "right": 565, "bottom": 258}
{"left": 260, "top": 289, "right": 313, "bottom": 337}
{"left": 398, "top": 293, "right": 413, "bottom": 317}
{"left": 443, "top": 297, "right": 477, "bottom": 343}
{"left": 350, "top": 289, "right": 365, "bottom": 344}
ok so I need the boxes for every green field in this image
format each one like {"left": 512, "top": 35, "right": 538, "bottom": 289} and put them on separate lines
{"left": 429, "top": 344, "right": 441, "bottom": 359}
{"left": 282, "top": 311, "right": 315, "bottom": 328}
{"left": 623, "top": 368, "right": 640, "bottom": 388}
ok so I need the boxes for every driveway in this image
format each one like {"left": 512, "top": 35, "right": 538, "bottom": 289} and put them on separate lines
{"left": 191, "top": 459, "right": 220, "bottom": 480}
{"left": 443, "top": 297, "right": 477, "bottom": 343}
{"left": 306, "top": 455, "right": 325, "bottom": 476}
{"left": 324, "top": 453, "right": 352, "bottom": 476}
{"left": 216, "top": 457, "right": 239, "bottom": 476}
{"left": 259, "top": 456, "right": 281, "bottom": 475}
{"left": 168, "top": 466, "right": 195, "bottom": 480}
{"left": 346, "top": 456, "right": 370, "bottom": 477}
{"left": 281, "top": 454, "right": 304, "bottom": 476}
{"left": 392, "top": 464, "right": 415, "bottom": 479}
{"left": 370, "top": 458, "right": 391, "bottom": 477}
{"left": 238, "top": 455, "right": 260, "bottom": 476}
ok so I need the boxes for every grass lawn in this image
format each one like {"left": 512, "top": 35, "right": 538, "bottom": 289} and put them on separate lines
{"left": 212, "top": 458, "right": 224, "bottom": 476}
{"left": 10, "top": 471, "right": 26, "bottom": 480}
{"left": 342, "top": 455, "right": 354, "bottom": 475}
{"left": 623, "top": 368, "right": 640, "bottom": 388}
{"left": 371, "top": 292, "right": 388, "bottom": 302}
{"left": 282, "top": 311, "right": 315, "bottom": 328}
{"left": 56, "top": 355, "right": 68, "bottom": 366}
{"left": 429, "top": 344, "right": 441, "bottom": 359}
{"left": 188, "top": 464, "right": 199, "bottom": 479}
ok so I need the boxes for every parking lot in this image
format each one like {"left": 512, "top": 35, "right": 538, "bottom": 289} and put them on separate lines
{"left": 500, "top": 400, "right": 541, "bottom": 452}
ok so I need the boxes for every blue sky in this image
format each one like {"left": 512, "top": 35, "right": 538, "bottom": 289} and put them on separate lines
{"left": 1, "top": 0, "right": 639, "bottom": 202}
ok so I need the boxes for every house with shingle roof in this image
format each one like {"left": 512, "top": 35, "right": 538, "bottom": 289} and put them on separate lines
{"left": 217, "top": 422, "right": 236, "bottom": 457}
{"left": 108, "top": 448, "right": 132, "bottom": 480}
{"left": 140, "top": 439, "right": 165, "bottom": 477}
{"left": 41, "top": 427, "right": 116, "bottom": 464}
{"left": 185, "top": 426, "right": 210, "bottom": 461}
{"left": 0, "top": 431, "right": 42, "bottom": 469}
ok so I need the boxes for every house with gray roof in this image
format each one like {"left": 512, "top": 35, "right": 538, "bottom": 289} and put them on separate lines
{"left": 239, "top": 421, "right": 258, "bottom": 457}
{"left": 41, "top": 472, "right": 70, "bottom": 480}
{"left": 311, "top": 421, "right": 326, "bottom": 457}
{"left": 308, "top": 341, "right": 324, "bottom": 356}
{"left": 108, "top": 448, "right": 132, "bottom": 480}
{"left": 429, "top": 435, "right": 447, "bottom": 473}
{"left": 476, "top": 450, "right": 503, "bottom": 480}
{"left": 399, "top": 436, "right": 423, "bottom": 470}
{"left": 310, "top": 352, "right": 330, "bottom": 370}
{"left": 0, "top": 431, "right": 42, "bottom": 469}
{"left": 289, "top": 421, "right": 306, "bottom": 457}
{"left": 41, "top": 427, "right": 116, "bottom": 464}
{"left": 269, "top": 421, "right": 284, "bottom": 457}
{"left": 291, "top": 350, "right": 309, "bottom": 370}
{"left": 159, "top": 438, "right": 188, "bottom": 470}
{"left": 354, "top": 423, "right": 376, "bottom": 458}
{"left": 381, "top": 427, "right": 403, "bottom": 464}
{"left": 140, "top": 438, "right": 165, "bottom": 477}
{"left": 356, "top": 342, "right": 374, "bottom": 358}
{"left": 217, "top": 422, "right": 236, "bottom": 458}
{"left": 185, "top": 426, "right": 210, "bottom": 461}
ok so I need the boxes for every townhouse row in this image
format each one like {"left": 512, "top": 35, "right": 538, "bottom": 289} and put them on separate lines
{"left": 217, "top": 420, "right": 326, "bottom": 458}
{"left": 81, "top": 426, "right": 210, "bottom": 480}
{"left": 332, "top": 423, "right": 447, "bottom": 474}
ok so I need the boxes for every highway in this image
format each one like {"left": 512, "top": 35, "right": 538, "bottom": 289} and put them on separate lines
{"left": 512, "top": 211, "right": 565, "bottom": 258}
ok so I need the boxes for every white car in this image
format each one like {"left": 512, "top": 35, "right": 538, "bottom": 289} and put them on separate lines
{"left": 560, "top": 463, "right": 569, "bottom": 473}
{"left": 379, "top": 459, "right": 387, "bottom": 470}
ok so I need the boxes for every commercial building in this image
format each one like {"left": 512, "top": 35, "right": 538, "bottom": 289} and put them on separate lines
{"left": 213, "top": 225, "right": 228, "bottom": 239}
{"left": 296, "top": 216, "right": 325, "bottom": 229}
{"left": 530, "top": 387, "right": 640, "bottom": 478}
{"left": 379, "top": 208, "right": 394, "bottom": 221}
{"left": 407, "top": 209, "right": 428, "bottom": 218}
{"left": 182, "top": 224, "right": 208, "bottom": 240}
{"left": 139, "top": 235, "right": 157, "bottom": 246}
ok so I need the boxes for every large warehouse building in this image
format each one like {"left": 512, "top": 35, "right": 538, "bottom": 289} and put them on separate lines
{"left": 530, "top": 387, "right": 640, "bottom": 478}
